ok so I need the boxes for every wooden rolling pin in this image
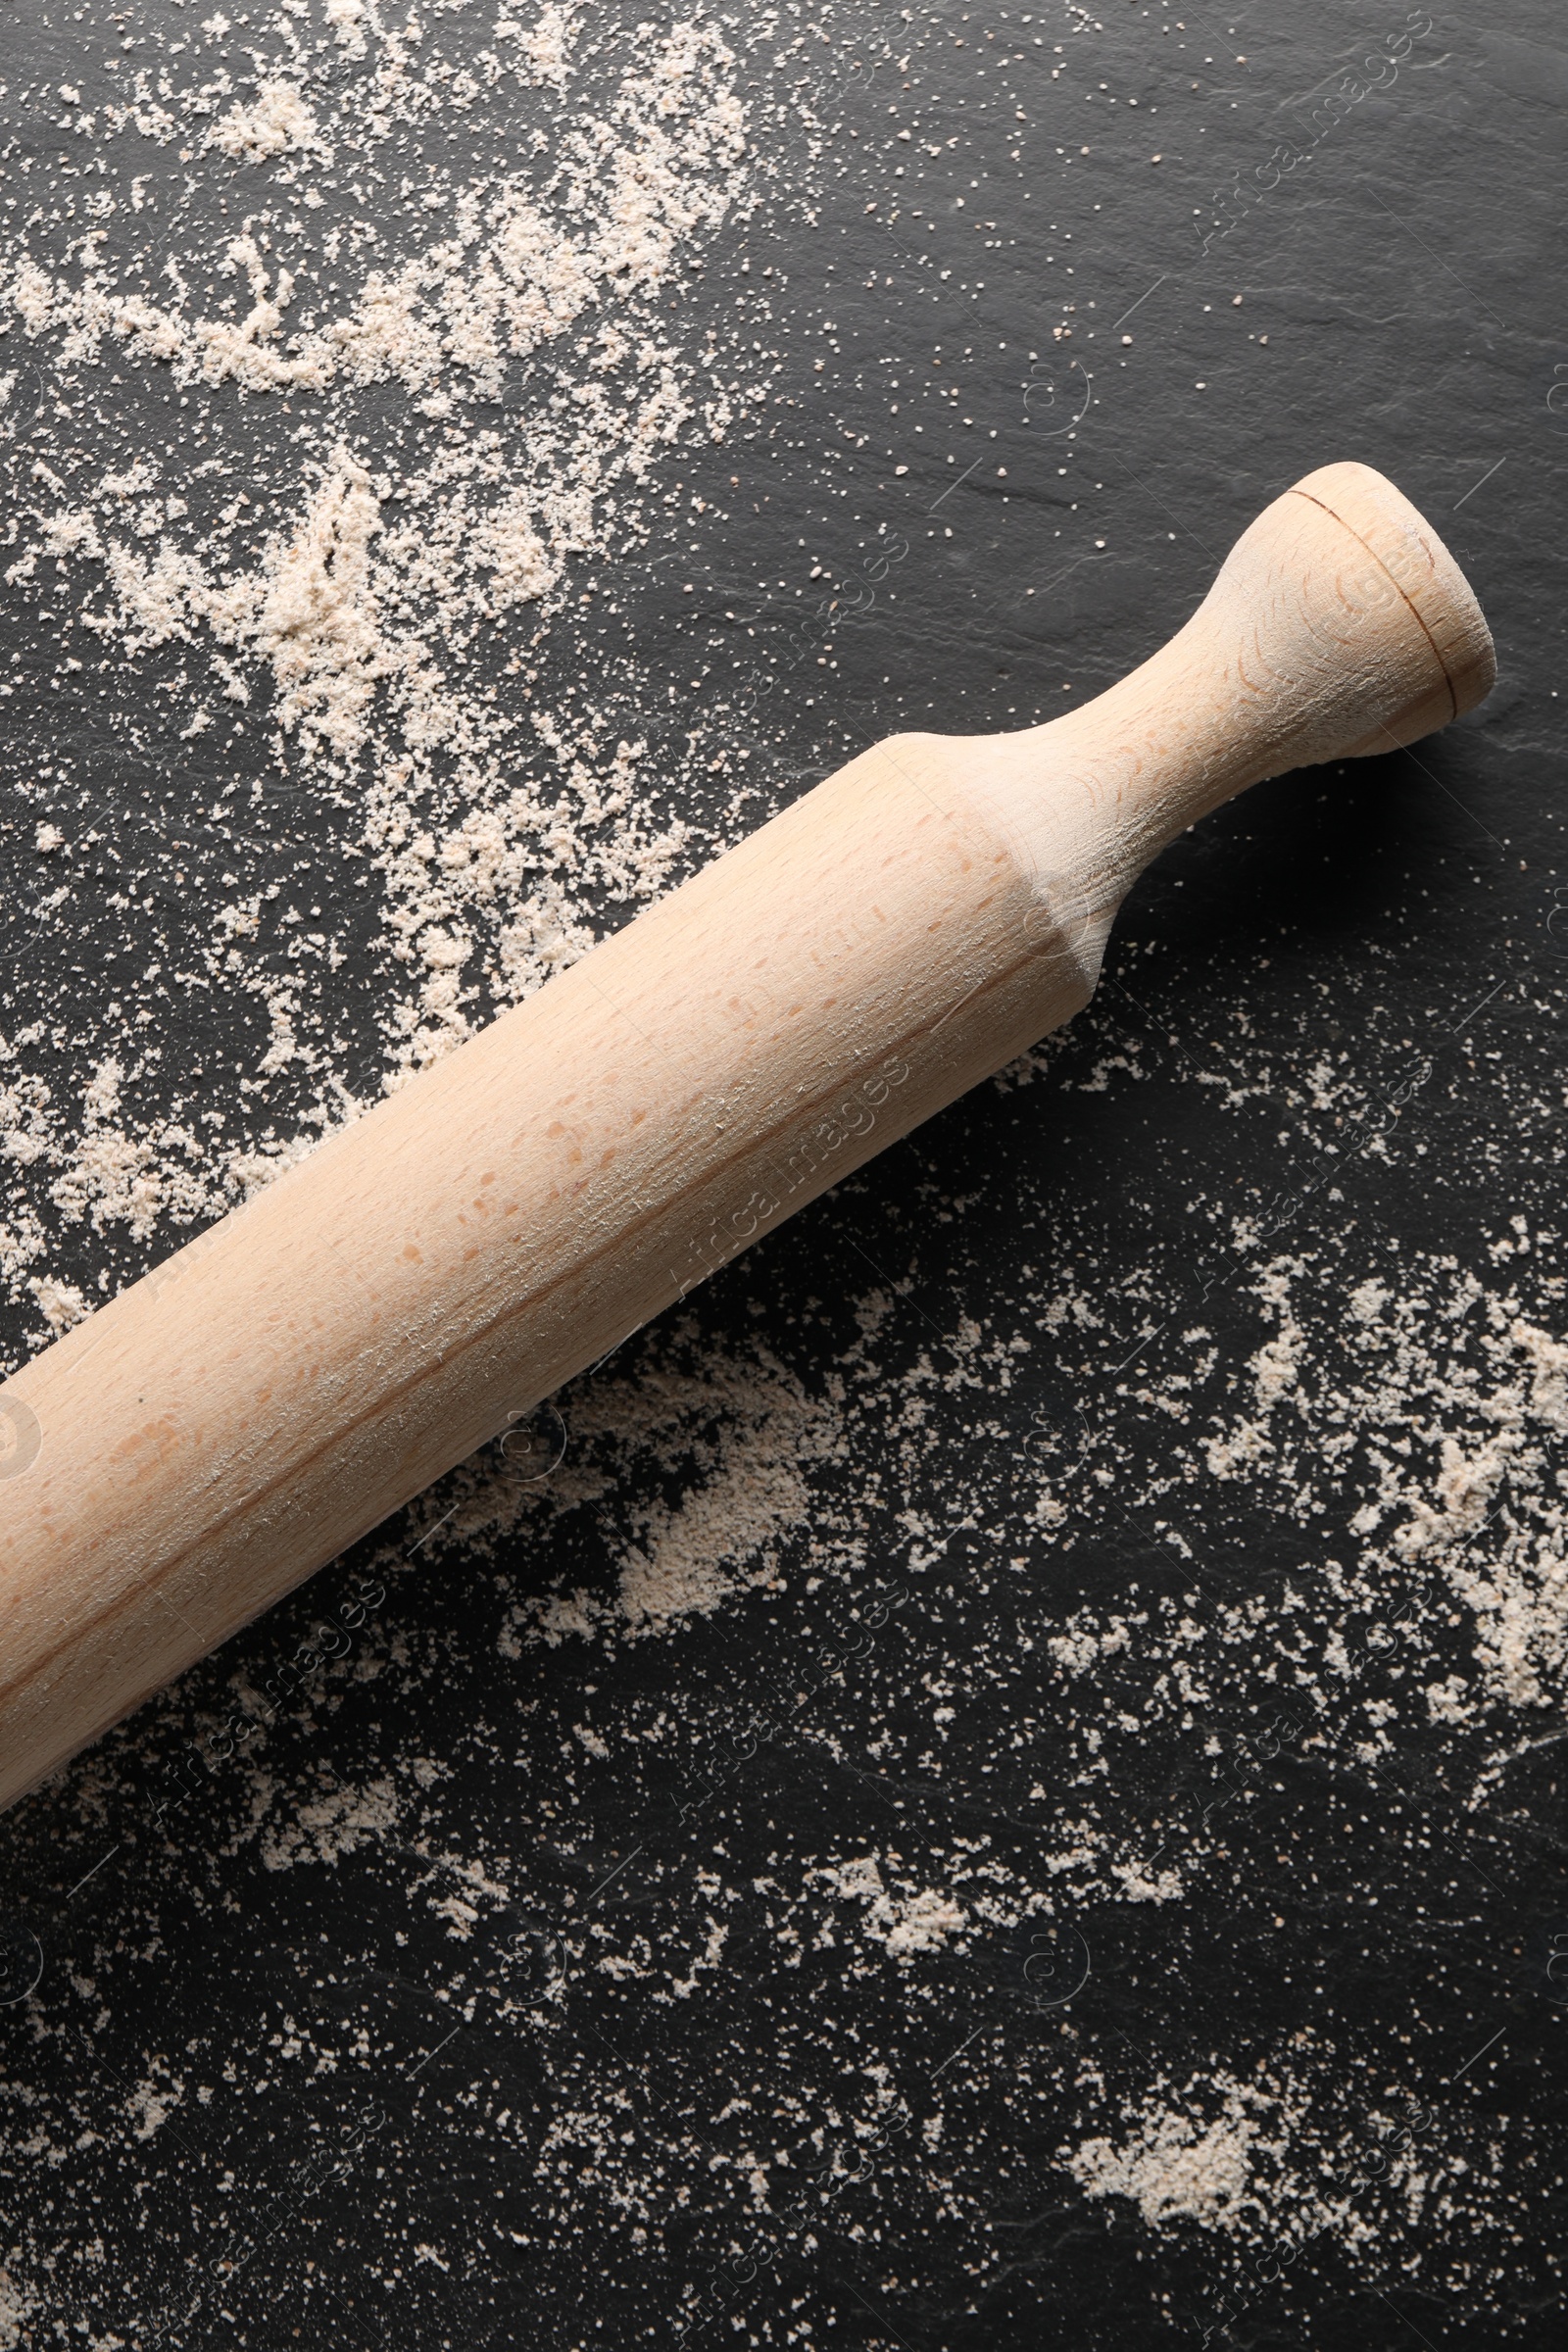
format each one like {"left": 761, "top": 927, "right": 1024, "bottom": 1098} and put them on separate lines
{"left": 0, "top": 462, "right": 1494, "bottom": 1812}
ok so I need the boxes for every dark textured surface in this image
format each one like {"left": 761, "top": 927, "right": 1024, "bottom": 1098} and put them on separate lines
{"left": 1, "top": 3, "right": 1566, "bottom": 2347}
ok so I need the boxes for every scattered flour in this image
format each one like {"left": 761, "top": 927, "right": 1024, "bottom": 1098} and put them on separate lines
{"left": 813, "top": 1855, "right": 968, "bottom": 1959}
{"left": 1067, "top": 2084, "right": 1280, "bottom": 2231}
{"left": 259, "top": 1772, "right": 400, "bottom": 1869}
{"left": 206, "top": 78, "right": 327, "bottom": 167}
{"left": 496, "top": 1346, "right": 832, "bottom": 1644}
{"left": 1060, "top": 2054, "right": 1467, "bottom": 2272}
{"left": 126, "top": 2064, "right": 185, "bottom": 2142}
{"left": 1096, "top": 1250, "right": 1568, "bottom": 1735}
{"left": 0, "top": 2272, "right": 35, "bottom": 2352}
{"left": 869, "top": 1886, "right": 968, "bottom": 1958}
{"left": 0, "top": 2, "right": 770, "bottom": 1341}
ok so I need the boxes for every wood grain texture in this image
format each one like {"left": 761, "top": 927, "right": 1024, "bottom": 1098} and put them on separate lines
{"left": 0, "top": 462, "right": 1494, "bottom": 1812}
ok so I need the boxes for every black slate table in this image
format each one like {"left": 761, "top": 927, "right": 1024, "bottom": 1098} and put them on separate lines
{"left": 0, "top": 4, "right": 1564, "bottom": 2347}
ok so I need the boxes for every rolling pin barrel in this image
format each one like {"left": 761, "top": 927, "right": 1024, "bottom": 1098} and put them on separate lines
{"left": 0, "top": 463, "right": 1494, "bottom": 1812}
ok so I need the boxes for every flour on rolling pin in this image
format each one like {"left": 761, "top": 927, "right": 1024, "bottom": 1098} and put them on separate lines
{"left": 0, "top": 459, "right": 1494, "bottom": 1810}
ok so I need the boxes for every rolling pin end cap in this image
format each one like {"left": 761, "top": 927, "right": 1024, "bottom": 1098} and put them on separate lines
{"left": 1289, "top": 460, "right": 1497, "bottom": 741}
